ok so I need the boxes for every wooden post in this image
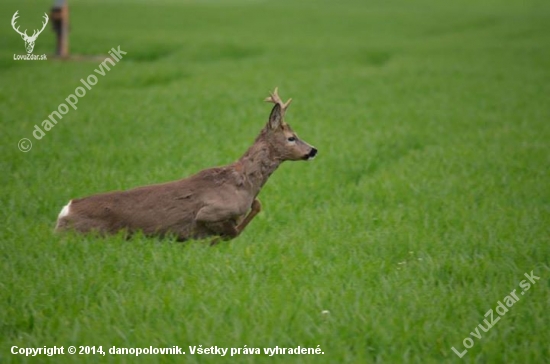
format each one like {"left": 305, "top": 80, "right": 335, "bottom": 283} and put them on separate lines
{"left": 51, "top": 0, "right": 69, "bottom": 58}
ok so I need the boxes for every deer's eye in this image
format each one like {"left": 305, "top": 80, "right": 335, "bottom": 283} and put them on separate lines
{"left": 287, "top": 136, "right": 296, "bottom": 142}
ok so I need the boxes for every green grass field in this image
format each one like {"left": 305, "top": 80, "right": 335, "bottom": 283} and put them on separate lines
{"left": 1, "top": 0, "right": 549, "bottom": 362}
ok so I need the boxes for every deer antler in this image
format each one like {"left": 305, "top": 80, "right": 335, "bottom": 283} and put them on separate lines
{"left": 29, "top": 13, "right": 49, "bottom": 40}
{"left": 11, "top": 11, "right": 29, "bottom": 38}
{"left": 264, "top": 87, "right": 292, "bottom": 111}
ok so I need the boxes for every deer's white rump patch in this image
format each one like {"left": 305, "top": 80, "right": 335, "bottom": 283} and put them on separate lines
{"left": 58, "top": 200, "right": 71, "bottom": 219}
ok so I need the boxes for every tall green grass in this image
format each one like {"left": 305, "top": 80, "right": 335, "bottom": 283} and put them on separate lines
{"left": 1, "top": 0, "right": 549, "bottom": 362}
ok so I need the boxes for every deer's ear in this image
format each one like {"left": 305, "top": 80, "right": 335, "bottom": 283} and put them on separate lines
{"left": 20, "top": 34, "right": 26, "bottom": 40}
{"left": 268, "top": 104, "right": 283, "bottom": 130}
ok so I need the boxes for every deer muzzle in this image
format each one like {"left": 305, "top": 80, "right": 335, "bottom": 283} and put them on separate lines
{"left": 305, "top": 147, "right": 318, "bottom": 161}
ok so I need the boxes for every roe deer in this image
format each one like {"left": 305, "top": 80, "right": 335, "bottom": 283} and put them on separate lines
{"left": 55, "top": 88, "right": 317, "bottom": 243}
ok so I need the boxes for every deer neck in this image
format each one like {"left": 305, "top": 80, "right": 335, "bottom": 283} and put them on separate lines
{"left": 236, "top": 135, "right": 281, "bottom": 196}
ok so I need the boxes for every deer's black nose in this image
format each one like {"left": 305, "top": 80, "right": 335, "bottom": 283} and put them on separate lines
{"left": 309, "top": 148, "right": 318, "bottom": 158}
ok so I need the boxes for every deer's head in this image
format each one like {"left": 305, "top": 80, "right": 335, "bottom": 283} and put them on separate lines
{"left": 263, "top": 88, "right": 317, "bottom": 162}
{"left": 11, "top": 11, "right": 49, "bottom": 54}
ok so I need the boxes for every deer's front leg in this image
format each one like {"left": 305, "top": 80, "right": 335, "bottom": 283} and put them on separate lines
{"left": 207, "top": 221, "right": 239, "bottom": 246}
{"left": 205, "top": 199, "right": 262, "bottom": 246}
{"left": 235, "top": 199, "right": 261, "bottom": 235}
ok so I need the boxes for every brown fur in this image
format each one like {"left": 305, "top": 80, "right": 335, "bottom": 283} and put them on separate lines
{"left": 55, "top": 88, "right": 317, "bottom": 243}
